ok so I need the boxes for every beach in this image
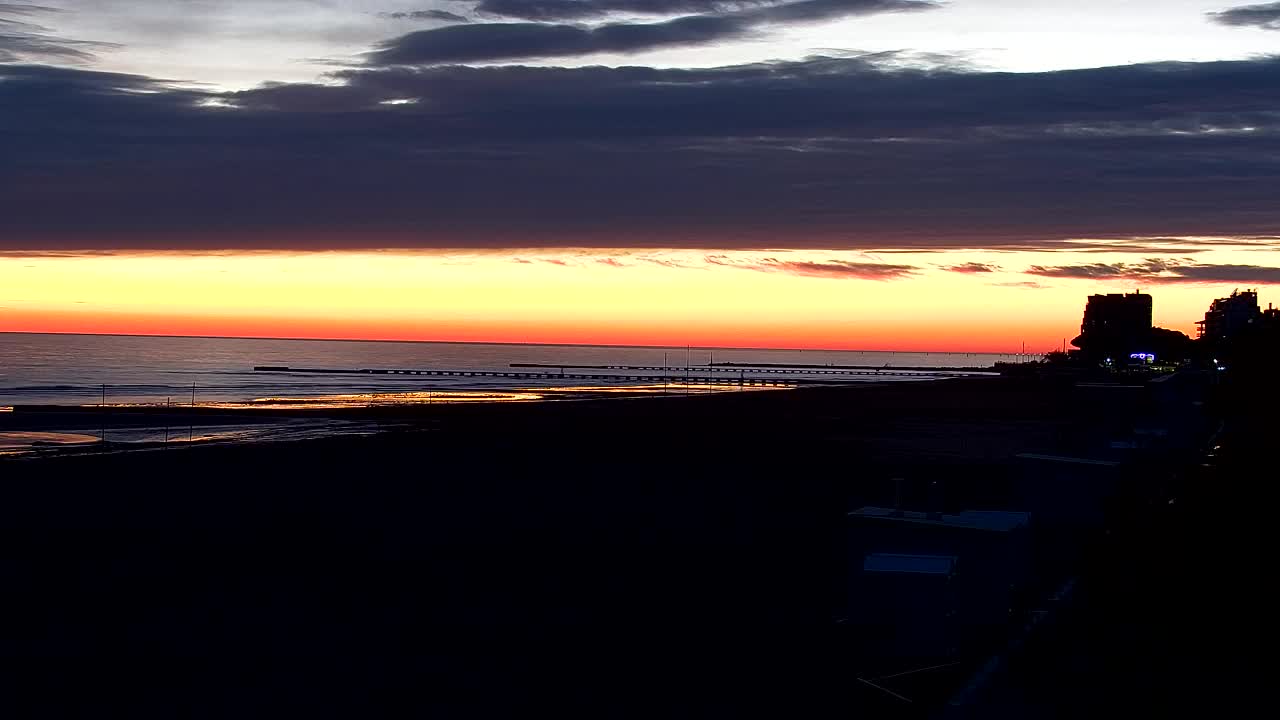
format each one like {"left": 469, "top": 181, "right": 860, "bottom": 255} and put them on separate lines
{"left": 0, "top": 374, "right": 1218, "bottom": 714}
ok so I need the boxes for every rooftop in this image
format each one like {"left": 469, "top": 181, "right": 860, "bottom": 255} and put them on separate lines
{"left": 851, "top": 507, "right": 1030, "bottom": 532}
{"left": 1015, "top": 453, "right": 1122, "bottom": 467}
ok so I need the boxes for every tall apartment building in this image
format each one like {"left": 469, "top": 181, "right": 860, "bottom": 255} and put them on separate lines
{"left": 1197, "top": 290, "right": 1260, "bottom": 345}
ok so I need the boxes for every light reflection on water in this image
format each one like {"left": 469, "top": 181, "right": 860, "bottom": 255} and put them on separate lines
{"left": 73, "top": 383, "right": 788, "bottom": 411}
{"left": 223, "top": 390, "right": 544, "bottom": 409}
{"left": 0, "top": 431, "right": 100, "bottom": 451}
{"left": 77, "top": 391, "right": 541, "bottom": 411}
{"left": 1, "top": 333, "right": 1001, "bottom": 407}
{"left": 72, "top": 381, "right": 788, "bottom": 409}
{"left": 2, "top": 385, "right": 792, "bottom": 457}
{"left": 0, "top": 420, "right": 381, "bottom": 456}
{"left": 528, "top": 383, "right": 789, "bottom": 395}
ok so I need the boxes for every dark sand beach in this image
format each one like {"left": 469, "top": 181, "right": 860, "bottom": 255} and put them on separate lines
{"left": 0, "top": 376, "right": 1232, "bottom": 715}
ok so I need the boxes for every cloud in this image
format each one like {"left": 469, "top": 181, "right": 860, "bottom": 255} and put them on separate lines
{"left": 1170, "top": 264, "right": 1280, "bottom": 283}
{"left": 4, "top": 55, "right": 1280, "bottom": 251}
{"left": 368, "top": 0, "right": 939, "bottom": 64}
{"left": 1208, "top": 2, "right": 1280, "bottom": 29}
{"left": 944, "top": 262, "right": 999, "bottom": 273}
{"left": 1026, "top": 259, "right": 1280, "bottom": 284}
{"left": 745, "top": 0, "right": 940, "bottom": 24}
{"left": 0, "top": 2, "right": 119, "bottom": 63}
{"left": 641, "top": 256, "right": 704, "bottom": 269}
{"left": 473, "top": 0, "right": 759, "bottom": 21}
{"left": 367, "top": 15, "right": 751, "bottom": 64}
{"left": 705, "top": 255, "right": 917, "bottom": 279}
{"left": 383, "top": 9, "right": 472, "bottom": 23}
{"left": 471, "top": 0, "right": 935, "bottom": 22}
{"left": 768, "top": 259, "right": 918, "bottom": 279}
{"left": 510, "top": 252, "right": 702, "bottom": 268}
{"left": 0, "top": 249, "right": 121, "bottom": 258}
{"left": 991, "top": 281, "right": 1046, "bottom": 288}
{"left": 1026, "top": 258, "right": 1188, "bottom": 280}
{"left": 1028, "top": 263, "right": 1135, "bottom": 279}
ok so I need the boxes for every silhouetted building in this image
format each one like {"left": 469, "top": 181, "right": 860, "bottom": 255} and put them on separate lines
{"left": 1198, "top": 290, "right": 1261, "bottom": 345}
{"left": 1263, "top": 303, "right": 1280, "bottom": 333}
{"left": 1081, "top": 292, "right": 1152, "bottom": 339}
{"left": 1073, "top": 292, "right": 1153, "bottom": 359}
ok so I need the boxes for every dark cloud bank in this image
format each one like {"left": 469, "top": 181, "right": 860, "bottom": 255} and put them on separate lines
{"left": 383, "top": 9, "right": 473, "bottom": 23}
{"left": 945, "top": 262, "right": 999, "bottom": 273}
{"left": 369, "top": 0, "right": 938, "bottom": 64}
{"left": 475, "top": 0, "right": 774, "bottom": 21}
{"left": 1027, "top": 258, "right": 1280, "bottom": 285}
{"left": 0, "top": 3, "right": 118, "bottom": 63}
{"left": 3, "top": 4, "right": 1280, "bottom": 254}
{"left": 1209, "top": 2, "right": 1280, "bottom": 30}
{"left": 705, "top": 255, "right": 917, "bottom": 279}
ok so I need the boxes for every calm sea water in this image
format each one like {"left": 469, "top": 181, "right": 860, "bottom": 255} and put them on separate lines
{"left": 0, "top": 333, "right": 1016, "bottom": 407}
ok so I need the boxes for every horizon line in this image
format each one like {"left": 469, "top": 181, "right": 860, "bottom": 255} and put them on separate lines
{"left": 0, "top": 330, "right": 1029, "bottom": 357}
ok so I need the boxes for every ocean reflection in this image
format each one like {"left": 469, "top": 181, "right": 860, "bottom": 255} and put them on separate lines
{"left": 69, "top": 383, "right": 786, "bottom": 411}
{"left": 1, "top": 333, "right": 995, "bottom": 409}
{"left": 527, "top": 383, "right": 788, "bottom": 395}
{"left": 0, "top": 431, "right": 100, "bottom": 451}
{"left": 219, "top": 390, "right": 545, "bottom": 409}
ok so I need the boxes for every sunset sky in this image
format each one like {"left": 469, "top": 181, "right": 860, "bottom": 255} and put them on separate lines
{"left": 3, "top": 1, "right": 1280, "bottom": 351}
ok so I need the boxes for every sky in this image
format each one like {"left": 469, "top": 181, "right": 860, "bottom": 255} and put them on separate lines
{"left": 2, "top": 0, "right": 1280, "bottom": 351}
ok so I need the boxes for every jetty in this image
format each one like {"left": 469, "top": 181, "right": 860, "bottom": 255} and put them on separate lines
{"left": 252, "top": 366, "right": 796, "bottom": 387}
{"left": 510, "top": 363, "right": 992, "bottom": 378}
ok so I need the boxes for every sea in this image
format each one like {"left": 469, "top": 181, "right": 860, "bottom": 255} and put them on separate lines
{"left": 0, "top": 332, "right": 1015, "bottom": 407}
{"left": 0, "top": 333, "right": 1016, "bottom": 452}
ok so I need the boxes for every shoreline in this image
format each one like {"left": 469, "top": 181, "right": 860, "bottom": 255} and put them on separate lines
{"left": 0, "top": 380, "right": 910, "bottom": 456}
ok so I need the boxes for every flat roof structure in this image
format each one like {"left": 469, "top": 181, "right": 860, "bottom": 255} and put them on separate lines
{"left": 850, "top": 507, "right": 1030, "bottom": 532}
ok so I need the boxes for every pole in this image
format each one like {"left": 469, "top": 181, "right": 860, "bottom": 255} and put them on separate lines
{"left": 189, "top": 382, "right": 195, "bottom": 443}
{"left": 101, "top": 384, "right": 107, "bottom": 443}
{"left": 165, "top": 397, "right": 170, "bottom": 446}
{"left": 685, "top": 346, "right": 690, "bottom": 396}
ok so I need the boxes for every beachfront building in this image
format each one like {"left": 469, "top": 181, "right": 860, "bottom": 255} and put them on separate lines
{"left": 1072, "top": 292, "right": 1153, "bottom": 360}
{"left": 1197, "top": 289, "right": 1261, "bottom": 345}
{"left": 1081, "top": 292, "right": 1152, "bottom": 339}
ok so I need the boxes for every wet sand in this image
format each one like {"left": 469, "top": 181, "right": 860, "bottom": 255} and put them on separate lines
{"left": 0, "top": 431, "right": 101, "bottom": 452}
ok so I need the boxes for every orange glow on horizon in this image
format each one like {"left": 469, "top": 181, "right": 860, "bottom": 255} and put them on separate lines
{"left": 2, "top": 249, "right": 1268, "bottom": 355}
{"left": 0, "top": 309, "right": 1072, "bottom": 354}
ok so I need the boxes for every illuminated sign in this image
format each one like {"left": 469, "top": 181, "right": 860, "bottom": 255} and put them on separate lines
{"left": 1129, "top": 352, "right": 1156, "bottom": 363}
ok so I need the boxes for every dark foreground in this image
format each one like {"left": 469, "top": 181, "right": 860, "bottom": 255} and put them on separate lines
{"left": 0, "top": 376, "right": 1257, "bottom": 716}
